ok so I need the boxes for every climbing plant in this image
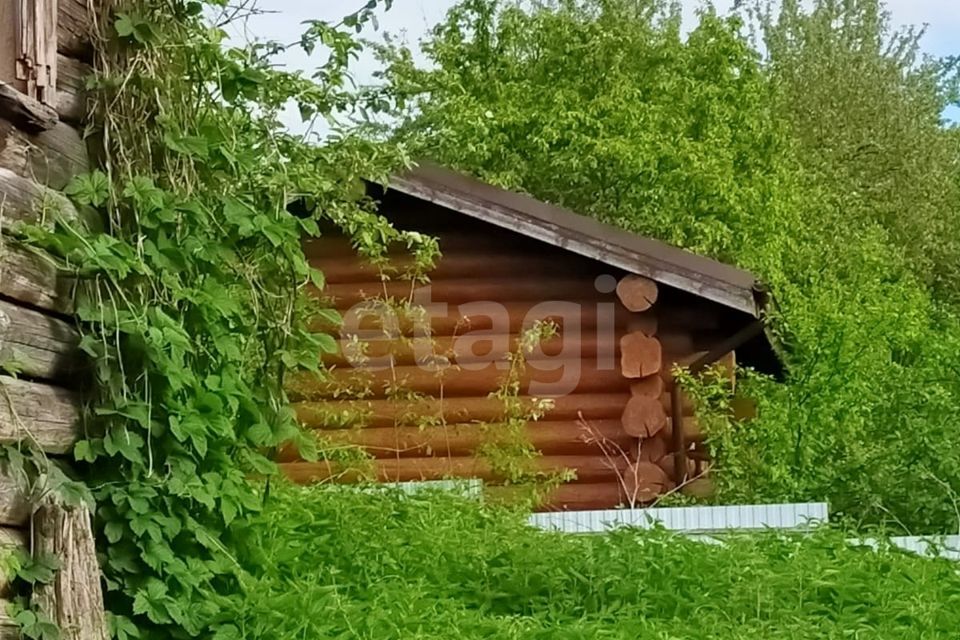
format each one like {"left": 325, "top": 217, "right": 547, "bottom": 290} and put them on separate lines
{"left": 18, "top": 1, "right": 436, "bottom": 637}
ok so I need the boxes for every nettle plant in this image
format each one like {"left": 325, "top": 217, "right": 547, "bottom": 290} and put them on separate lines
{"left": 15, "top": 1, "right": 439, "bottom": 638}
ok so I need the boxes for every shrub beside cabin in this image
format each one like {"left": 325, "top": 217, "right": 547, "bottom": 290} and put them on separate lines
{"left": 282, "top": 165, "right": 781, "bottom": 511}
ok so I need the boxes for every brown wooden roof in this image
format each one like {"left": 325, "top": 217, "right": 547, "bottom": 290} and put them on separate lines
{"left": 385, "top": 163, "right": 768, "bottom": 318}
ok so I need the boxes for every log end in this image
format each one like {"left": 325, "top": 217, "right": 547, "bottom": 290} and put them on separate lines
{"left": 616, "top": 274, "right": 659, "bottom": 312}
{"left": 624, "top": 461, "right": 672, "bottom": 503}
{"left": 621, "top": 394, "right": 667, "bottom": 438}
{"left": 630, "top": 374, "right": 664, "bottom": 398}
{"left": 620, "top": 332, "right": 662, "bottom": 379}
{"left": 655, "top": 453, "right": 697, "bottom": 480}
{"left": 636, "top": 435, "right": 668, "bottom": 462}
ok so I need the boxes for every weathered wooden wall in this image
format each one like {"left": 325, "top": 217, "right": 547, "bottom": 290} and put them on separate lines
{"left": 0, "top": 1, "right": 94, "bottom": 634}
{"left": 282, "top": 194, "right": 739, "bottom": 511}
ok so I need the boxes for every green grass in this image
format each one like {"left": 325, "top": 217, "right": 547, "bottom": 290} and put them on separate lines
{"left": 223, "top": 483, "right": 960, "bottom": 639}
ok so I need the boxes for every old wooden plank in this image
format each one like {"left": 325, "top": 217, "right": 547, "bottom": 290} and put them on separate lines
{"left": 0, "top": 245, "right": 74, "bottom": 315}
{"left": 41, "top": 0, "right": 59, "bottom": 105}
{"left": 16, "top": 0, "right": 57, "bottom": 105}
{"left": 0, "top": 118, "right": 89, "bottom": 190}
{"left": 17, "top": 0, "right": 58, "bottom": 105}
{"left": 58, "top": 0, "right": 94, "bottom": 61}
{"left": 55, "top": 55, "right": 90, "bottom": 124}
{"left": 0, "top": 526, "right": 27, "bottom": 598}
{"left": 0, "top": 376, "right": 80, "bottom": 454}
{"left": 0, "top": 167, "right": 78, "bottom": 228}
{"left": 0, "top": 2, "right": 18, "bottom": 87}
{"left": 0, "top": 299, "right": 80, "bottom": 381}
{"left": 0, "top": 472, "right": 30, "bottom": 527}
{"left": 0, "top": 82, "right": 57, "bottom": 132}
{"left": 32, "top": 501, "right": 109, "bottom": 640}
{"left": 0, "top": 603, "right": 17, "bottom": 640}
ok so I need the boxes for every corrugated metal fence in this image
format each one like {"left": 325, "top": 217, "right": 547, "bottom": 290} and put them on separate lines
{"left": 376, "top": 481, "right": 960, "bottom": 560}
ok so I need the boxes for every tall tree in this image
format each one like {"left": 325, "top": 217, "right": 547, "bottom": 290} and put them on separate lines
{"left": 376, "top": 0, "right": 960, "bottom": 531}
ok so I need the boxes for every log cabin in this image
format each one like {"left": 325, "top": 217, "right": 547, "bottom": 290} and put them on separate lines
{"left": 281, "top": 163, "right": 782, "bottom": 511}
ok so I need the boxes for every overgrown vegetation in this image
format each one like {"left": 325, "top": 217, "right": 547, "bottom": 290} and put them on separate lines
{"left": 375, "top": 0, "right": 960, "bottom": 532}
{"left": 231, "top": 484, "right": 960, "bottom": 639}
{"left": 11, "top": 0, "right": 960, "bottom": 637}
{"left": 22, "top": 1, "right": 431, "bottom": 637}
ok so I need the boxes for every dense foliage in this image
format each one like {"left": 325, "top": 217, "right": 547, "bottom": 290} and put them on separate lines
{"left": 376, "top": 0, "right": 960, "bottom": 532}
{"left": 14, "top": 0, "right": 960, "bottom": 638}
{"left": 230, "top": 484, "right": 960, "bottom": 639}
{"left": 22, "top": 1, "right": 430, "bottom": 638}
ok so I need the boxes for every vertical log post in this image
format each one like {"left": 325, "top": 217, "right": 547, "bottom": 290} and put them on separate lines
{"left": 32, "top": 498, "right": 108, "bottom": 640}
{"left": 667, "top": 320, "right": 765, "bottom": 486}
{"left": 669, "top": 381, "right": 686, "bottom": 485}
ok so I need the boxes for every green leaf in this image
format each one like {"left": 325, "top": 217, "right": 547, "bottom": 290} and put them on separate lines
{"left": 15, "top": 552, "right": 60, "bottom": 585}
{"left": 14, "top": 609, "right": 35, "bottom": 627}
{"left": 109, "top": 614, "right": 141, "bottom": 640}
{"left": 315, "top": 332, "right": 337, "bottom": 354}
{"left": 114, "top": 14, "right": 135, "bottom": 37}
{"left": 64, "top": 171, "right": 110, "bottom": 207}
{"left": 104, "top": 521, "right": 124, "bottom": 544}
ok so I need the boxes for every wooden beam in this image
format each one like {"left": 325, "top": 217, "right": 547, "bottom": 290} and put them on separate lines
{"left": 318, "top": 277, "right": 616, "bottom": 308}
{"left": 637, "top": 435, "right": 667, "bottom": 462}
{"left": 322, "top": 331, "right": 623, "bottom": 368}
{"left": 0, "top": 298, "right": 80, "bottom": 381}
{"left": 17, "top": 0, "right": 58, "bottom": 105}
{"left": 0, "top": 166, "right": 79, "bottom": 227}
{"left": 55, "top": 54, "right": 90, "bottom": 124}
{"left": 629, "top": 374, "right": 664, "bottom": 398}
{"left": 624, "top": 461, "right": 672, "bottom": 503}
{"left": 0, "top": 81, "right": 57, "bottom": 131}
{"left": 0, "top": 376, "right": 80, "bottom": 454}
{"left": 0, "top": 604, "right": 18, "bottom": 640}
{"left": 312, "top": 250, "right": 589, "bottom": 285}
{"left": 57, "top": 0, "right": 93, "bottom": 61}
{"left": 281, "top": 419, "right": 629, "bottom": 460}
{"left": 0, "top": 118, "right": 89, "bottom": 190}
{"left": 294, "top": 392, "right": 631, "bottom": 429}
{"left": 314, "top": 299, "right": 654, "bottom": 338}
{"left": 621, "top": 394, "right": 667, "bottom": 438}
{"left": 0, "top": 470, "right": 31, "bottom": 526}
{"left": 669, "top": 383, "right": 686, "bottom": 483}
{"left": 287, "top": 359, "right": 629, "bottom": 400}
{"left": 619, "top": 332, "right": 661, "bottom": 378}
{"left": 0, "top": 526, "right": 27, "bottom": 596}
{"left": 281, "top": 455, "right": 629, "bottom": 484}
{"left": 0, "top": 244, "right": 74, "bottom": 314}
{"left": 32, "top": 500, "right": 110, "bottom": 640}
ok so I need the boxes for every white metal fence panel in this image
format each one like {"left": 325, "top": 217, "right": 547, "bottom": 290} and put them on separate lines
{"left": 850, "top": 535, "right": 960, "bottom": 560}
{"left": 528, "top": 503, "right": 830, "bottom": 534}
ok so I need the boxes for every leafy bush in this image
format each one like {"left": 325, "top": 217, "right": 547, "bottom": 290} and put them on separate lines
{"left": 20, "top": 0, "right": 960, "bottom": 637}
{"left": 376, "top": 0, "right": 960, "bottom": 532}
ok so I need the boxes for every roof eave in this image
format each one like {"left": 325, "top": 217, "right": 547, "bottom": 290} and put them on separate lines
{"left": 385, "top": 170, "right": 764, "bottom": 319}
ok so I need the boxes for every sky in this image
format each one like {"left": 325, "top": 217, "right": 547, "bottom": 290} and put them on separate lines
{"left": 224, "top": 0, "right": 959, "bottom": 131}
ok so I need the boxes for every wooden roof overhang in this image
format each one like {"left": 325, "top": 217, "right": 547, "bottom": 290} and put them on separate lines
{"left": 383, "top": 163, "right": 767, "bottom": 318}
{"left": 369, "top": 162, "right": 783, "bottom": 377}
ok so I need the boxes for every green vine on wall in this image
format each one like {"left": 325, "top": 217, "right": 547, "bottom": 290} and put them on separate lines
{"left": 16, "top": 1, "right": 434, "bottom": 638}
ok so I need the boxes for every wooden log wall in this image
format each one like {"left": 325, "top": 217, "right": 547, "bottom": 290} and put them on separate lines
{"left": 282, "top": 198, "right": 740, "bottom": 511}
{"left": 0, "top": 1, "right": 93, "bottom": 634}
